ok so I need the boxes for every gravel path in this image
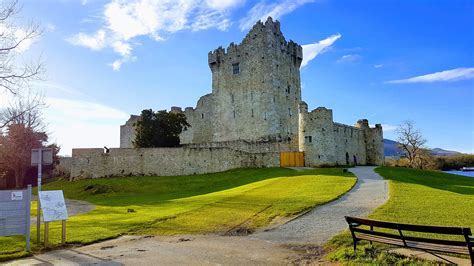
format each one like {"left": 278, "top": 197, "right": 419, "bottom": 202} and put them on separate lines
{"left": 250, "top": 166, "right": 388, "bottom": 244}
{"left": 31, "top": 197, "right": 95, "bottom": 224}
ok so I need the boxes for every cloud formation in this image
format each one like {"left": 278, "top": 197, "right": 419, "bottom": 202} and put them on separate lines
{"left": 45, "top": 96, "right": 129, "bottom": 156}
{"left": 301, "top": 34, "right": 341, "bottom": 68}
{"left": 68, "top": 0, "right": 245, "bottom": 70}
{"left": 386, "top": 67, "right": 474, "bottom": 84}
{"left": 336, "top": 54, "right": 361, "bottom": 63}
{"left": 239, "top": 0, "right": 314, "bottom": 30}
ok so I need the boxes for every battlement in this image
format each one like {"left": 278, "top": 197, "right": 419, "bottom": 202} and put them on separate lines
{"left": 208, "top": 17, "right": 302, "bottom": 70}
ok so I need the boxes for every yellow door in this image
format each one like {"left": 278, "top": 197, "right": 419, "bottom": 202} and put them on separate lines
{"left": 280, "top": 152, "right": 304, "bottom": 167}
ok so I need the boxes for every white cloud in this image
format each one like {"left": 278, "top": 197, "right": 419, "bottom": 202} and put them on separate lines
{"left": 374, "top": 64, "right": 383, "bottom": 68}
{"left": 386, "top": 67, "right": 474, "bottom": 84}
{"left": 44, "top": 97, "right": 129, "bottom": 156}
{"left": 68, "top": 0, "right": 245, "bottom": 70}
{"left": 301, "top": 34, "right": 341, "bottom": 68}
{"left": 337, "top": 54, "right": 361, "bottom": 63}
{"left": 45, "top": 23, "right": 56, "bottom": 32}
{"left": 67, "top": 30, "right": 107, "bottom": 50}
{"left": 206, "top": 0, "right": 245, "bottom": 10}
{"left": 239, "top": 0, "right": 314, "bottom": 30}
{"left": 0, "top": 24, "right": 38, "bottom": 53}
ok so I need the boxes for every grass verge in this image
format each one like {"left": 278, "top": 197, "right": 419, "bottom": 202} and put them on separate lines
{"left": 1, "top": 167, "right": 355, "bottom": 261}
{"left": 326, "top": 166, "right": 474, "bottom": 264}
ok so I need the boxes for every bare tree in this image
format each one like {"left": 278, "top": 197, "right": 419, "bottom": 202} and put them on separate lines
{"left": 0, "top": 92, "right": 47, "bottom": 188}
{"left": 0, "top": 90, "right": 45, "bottom": 129}
{"left": 0, "top": 0, "right": 43, "bottom": 128}
{"left": 396, "top": 120, "right": 427, "bottom": 168}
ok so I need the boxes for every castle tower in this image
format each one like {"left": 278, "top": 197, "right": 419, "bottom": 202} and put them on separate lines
{"left": 207, "top": 17, "right": 303, "bottom": 146}
{"left": 355, "top": 119, "right": 384, "bottom": 165}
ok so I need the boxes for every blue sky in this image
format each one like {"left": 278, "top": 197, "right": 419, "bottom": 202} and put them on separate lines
{"left": 2, "top": 0, "right": 473, "bottom": 155}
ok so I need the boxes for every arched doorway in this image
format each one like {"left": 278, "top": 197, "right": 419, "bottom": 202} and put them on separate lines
{"left": 345, "top": 152, "right": 349, "bottom": 165}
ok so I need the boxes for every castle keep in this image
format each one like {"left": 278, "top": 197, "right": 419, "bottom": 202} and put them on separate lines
{"left": 71, "top": 18, "right": 383, "bottom": 180}
{"left": 121, "top": 18, "right": 384, "bottom": 167}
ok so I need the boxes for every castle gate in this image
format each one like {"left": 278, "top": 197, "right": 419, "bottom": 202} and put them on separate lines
{"left": 280, "top": 152, "right": 305, "bottom": 167}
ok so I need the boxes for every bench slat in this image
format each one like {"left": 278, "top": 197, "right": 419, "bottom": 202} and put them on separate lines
{"left": 346, "top": 216, "right": 471, "bottom": 235}
{"left": 358, "top": 234, "right": 470, "bottom": 255}
{"left": 353, "top": 228, "right": 468, "bottom": 247}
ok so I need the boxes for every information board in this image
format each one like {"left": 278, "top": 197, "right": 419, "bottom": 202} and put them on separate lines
{"left": 38, "top": 190, "right": 68, "bottom": 222}
{"left": 0, "top": 185, "right": 31, "bottom": 251}
{"left": 31, "top": 148, "right": 53, "bottom": 166}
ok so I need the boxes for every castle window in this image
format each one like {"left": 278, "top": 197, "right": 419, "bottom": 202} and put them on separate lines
{"left": 251, "top": 109, "right": 254, "bottom": 117}
{"left": 305, "top": 136, "right": 312, "bottom": 143}
{"left": 231, "top": 94, "right": 234, "bottom": 103}
{"left": 201, "top": 113, "right": 204, "bottom": 119}
{"left": 286, "top": 85, "right": 291, "bottom": 94}
{"left": 288, "top": 108, "right": 292, "bottom": 116}
{"left": 264, "top": 112, "right": 267, "bottom": 120}
{"left": 273, "top": 96, "right": 276, "bottom": 103}
{"left": 233, "top": 110, "right": 236, "bottom": 118}
{"left": 232, "top": 63, "right": 240, "bottom": 74}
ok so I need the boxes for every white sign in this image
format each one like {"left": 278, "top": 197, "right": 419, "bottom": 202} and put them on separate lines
{"left": 38, "top": 190, "right": 68, "bottom": 222}
{"left": 31, "top": 148, "right": 54, "bottom": 166}
{"left": 11, "top": 191, "right": 23, "bottom": 201}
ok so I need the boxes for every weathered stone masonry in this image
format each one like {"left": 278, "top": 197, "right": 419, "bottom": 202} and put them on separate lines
{"left": 71, "top": 17, "right": 384, "bottom": 179}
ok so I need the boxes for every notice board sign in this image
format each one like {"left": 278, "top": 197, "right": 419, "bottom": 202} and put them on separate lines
{"left": 38, "top": 190, "right": 68, "bottom": 222}
{"left": 31, "top": 148, "right": 53, "bottom": 166}
{"left": 0, "top": 185, "right": 32, "bottom": 251}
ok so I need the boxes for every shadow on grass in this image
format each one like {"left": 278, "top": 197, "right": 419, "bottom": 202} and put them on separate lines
{"left": 41, "top": 168, "right": 354, "bottom": 206}
{"left": 375, "top": 167, "right": 474, "bottom": 195}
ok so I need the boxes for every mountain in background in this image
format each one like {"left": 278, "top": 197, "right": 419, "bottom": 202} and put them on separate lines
{"left": 383, "top": 139, "right": 461, "bottom": 157}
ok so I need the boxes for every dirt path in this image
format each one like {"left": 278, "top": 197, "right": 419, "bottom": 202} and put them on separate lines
{"left": 9, "top": 167, "right": 388, "bottom": 265}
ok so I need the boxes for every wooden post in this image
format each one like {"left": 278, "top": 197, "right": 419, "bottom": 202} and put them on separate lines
{"left": 62, "top": 220, "right": 66, "bottom": 245}
{"left": 44, "top": 222, "right": 49, "bottom": 247}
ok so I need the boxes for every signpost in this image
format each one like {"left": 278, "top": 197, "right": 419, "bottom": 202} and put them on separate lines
{"left": 31, "top": 148, "right": 53, "bottom": 243}
{"left": 38, "top": 190, "right": 68, "bottom": 246}
{"left": 0, "top": 185, "right": 32, "bottom": 251}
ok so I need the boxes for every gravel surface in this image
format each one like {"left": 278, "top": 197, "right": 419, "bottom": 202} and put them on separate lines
{"left": 250, "top": 166, "right": 388, "bottom": 244}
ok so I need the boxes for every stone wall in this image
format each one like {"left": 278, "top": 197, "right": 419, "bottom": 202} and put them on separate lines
{"left": 299, "top": 105, "right": 383, "bottom": 166}
{"left": 333, "top": 123, "right": 367, "bottom": 166}
{"left": 120, "top": 115, "right": 140, "bottom": 148}
{"left": 70, "top": 147, "right": 279, "bottom": 180}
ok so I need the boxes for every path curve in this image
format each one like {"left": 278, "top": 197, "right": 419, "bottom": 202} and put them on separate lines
{"left": 250, "top": 166, "right": 388, "bottom": 244}
{"left": 31, "top": 197, "right": 95, "bottom": 224}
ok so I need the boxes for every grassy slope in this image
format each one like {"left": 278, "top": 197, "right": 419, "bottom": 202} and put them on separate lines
{"left": 1, "top": 167, "right": 356, "bottom": 261}
{"left": 327, "top": 166, "right": 474, "bottom": 264}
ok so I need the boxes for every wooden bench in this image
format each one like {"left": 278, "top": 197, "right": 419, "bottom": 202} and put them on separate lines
{"left": 345, "top": 216, "right": 474, "bottom": 264}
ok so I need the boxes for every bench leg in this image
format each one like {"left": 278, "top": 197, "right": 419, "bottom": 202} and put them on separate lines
{"left": 353, "top": 239, "right": 357, "bottom": 252}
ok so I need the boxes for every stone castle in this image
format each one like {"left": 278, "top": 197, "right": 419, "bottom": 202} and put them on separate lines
{"left": 120, "top": 17, "right": 384, "bottom": 167}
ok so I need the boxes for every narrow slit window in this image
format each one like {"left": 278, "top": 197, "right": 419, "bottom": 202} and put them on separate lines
{"left": 288, "top": 108, "right": 292, "bottom": 116}
{"left": 201, "top": 113, "right": 204, "bottom": 119}
{"left": 251, "top": 109, "right": 254, "bottom": 117}
{"left": 232, "top": 63, "right": 240, "bottom": 74}
{"left": 233, "top": 110, "right": 236, "bottom": 118}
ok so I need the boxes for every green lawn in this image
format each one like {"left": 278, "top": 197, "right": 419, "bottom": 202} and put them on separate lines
{"left": 327, "top": 166, "right": 474, "bottom": 264}
{"left": 1, "top": 167, "right": 356, "bottom": 261}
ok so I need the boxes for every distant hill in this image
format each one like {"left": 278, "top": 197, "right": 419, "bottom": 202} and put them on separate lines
{"left": 430, "top": 148, "right": 460, "bottom": 156}
{"left": 383, "top": 139, "right": 461, "bottom": 157}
